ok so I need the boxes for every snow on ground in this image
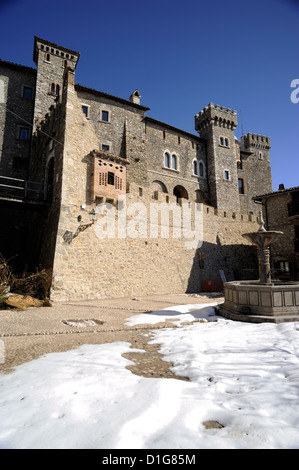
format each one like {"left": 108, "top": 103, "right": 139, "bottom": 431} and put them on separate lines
{"left": 0, "top": 303, "right": 299, "bottom": 449}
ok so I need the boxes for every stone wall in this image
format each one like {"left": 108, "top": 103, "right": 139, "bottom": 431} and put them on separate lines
{"left": 76, "top": 86, "right": 149, "bottom": 187}
{"left": 144, "top": 119, "right": 209, "bottom": 203}
{"left": 50, "top": 180, "right": 259, "bottom": 300}
{"left": 1, "top": 38, "right": 276, "bottom": 300}
{"left": 261, "top": 193, "right": 298, "bottom": 279}
{"left": 0, "top": 61, "right": 36, "bottom": 179}
{"left": 35, "top": 69, "right": 260, "bottom": 301}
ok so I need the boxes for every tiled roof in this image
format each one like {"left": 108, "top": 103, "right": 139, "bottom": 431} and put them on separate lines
{"left": 89, "top": 150, "right": 129, "bottom": 165}
{"left": 254, "top": 185, "right": 299, "bottom": 200}
{"left": 0, "top": 58, "right": 36, "bottom": 74}
{"left": 143, "top": 116, "right": 204, "bottom": 141}
{"left": 75, "top": 83, "right": 150, "bottom": 111}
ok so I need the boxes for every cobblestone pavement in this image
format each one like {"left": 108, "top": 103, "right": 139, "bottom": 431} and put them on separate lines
{"left": 0, "top": 293, "right": 223, "bottom": 379}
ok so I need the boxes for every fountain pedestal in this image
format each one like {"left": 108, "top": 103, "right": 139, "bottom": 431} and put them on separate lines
{"left": 218, "top": 212, "right": 299, "bottom": 323}
{"left": 242, "top": 212, "right": 282, "bottom": 285}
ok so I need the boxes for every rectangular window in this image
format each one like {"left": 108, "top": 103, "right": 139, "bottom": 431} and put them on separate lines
{"left": 108, "top": 172, "right": 115, "bottom": 185}
{"left": 237, "top": 160, "right": 243, "bottom": 170}
{"left": 102, "top": 144, "right": 110, "bottom": 151}
{"left": 102, "top": 110, "right": 109, "bottom": 122}
{"left": 82, "top": 105, "right": 89, "bottom": 117}
{"left": 274, "top": 261, "right": 290, "bottom": 276}
{"left": 238, "top": 178, "right": 245, "bottom": 194}
{"left": 23, "top": 86, "right": 33, "bottom": 99}
{"left": 19, "top": 127, "right": 29, "bottom": 141}
{"left": 224, "top": 170, "right": 230, "bottom": 180}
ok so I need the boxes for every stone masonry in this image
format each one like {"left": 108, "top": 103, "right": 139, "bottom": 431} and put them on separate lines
{"left": 0, "top": 36, "right": 275, "bottom": 299}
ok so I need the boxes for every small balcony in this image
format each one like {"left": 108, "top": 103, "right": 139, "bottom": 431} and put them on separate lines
{"left": 0, "top": 175, "right": 50, "bottom": 203}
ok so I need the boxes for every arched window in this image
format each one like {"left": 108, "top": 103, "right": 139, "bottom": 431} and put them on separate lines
{"left": 164, "top": 152, "right": 170, "bottom": 168}
{"left": 51, "top": 83, "right": 55, "bottom": 94}
{"left": 164, "top": 151, "right": 178, "bottom": 170}
{"left": 199, "top": 161, "right": 204, "bottom": 177}
{"left": 193, "top": 160, "right": 198, "bottom": 175}
{"left": 171, "top": 154, "right": 177, "bottom": 170}
{"left": 192, "top": 159, "right": 205, "bottom": 177}
{"left": 55, "top": 84, "right": 60, "bottom": 96}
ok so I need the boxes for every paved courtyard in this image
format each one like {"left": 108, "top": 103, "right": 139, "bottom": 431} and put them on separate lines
{"left": 0, "top": 293, "right": 223, "bottom": 378}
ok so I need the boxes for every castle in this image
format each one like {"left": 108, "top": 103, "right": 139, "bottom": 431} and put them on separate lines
{"left": 0, "top": 37, "right": 274, "bottom": 300}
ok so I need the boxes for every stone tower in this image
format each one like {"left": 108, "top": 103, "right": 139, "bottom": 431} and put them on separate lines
{"left": 239, "top": 132, "right": 272, "bottom": 213}
{"left": 195, "top": 103, "right": 240, "bottom": 212}
{"left": 32, "top": 36, "right": 80, "bottom": 128}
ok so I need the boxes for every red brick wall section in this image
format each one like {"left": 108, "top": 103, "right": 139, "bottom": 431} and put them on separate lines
{"left": 91, "top": 153, "right": 127, "bottom": 202}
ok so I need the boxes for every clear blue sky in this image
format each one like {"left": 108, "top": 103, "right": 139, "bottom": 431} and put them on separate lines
{"left": 0, "top": 0, "right": 298, "bottom": 191}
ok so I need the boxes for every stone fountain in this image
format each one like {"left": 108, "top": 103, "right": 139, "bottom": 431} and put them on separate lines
{"left": 219, "top": 212, "right": 299, "bottom": 323}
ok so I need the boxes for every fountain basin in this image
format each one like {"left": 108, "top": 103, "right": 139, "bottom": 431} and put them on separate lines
{"left": 218, "top": 280, "right": 299, "bottom": 323}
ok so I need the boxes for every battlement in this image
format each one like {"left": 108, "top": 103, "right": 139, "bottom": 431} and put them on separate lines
{"left": 241, "top": 133, "right": 271, "bottom": 149}
{"left": 195, "top": 103, "right": 238, "bottom": 132}
{"left": 33, "top": 36, "right": 80, "bottom": 68}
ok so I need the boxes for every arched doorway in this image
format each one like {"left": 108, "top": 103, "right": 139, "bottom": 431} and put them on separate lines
{"left": 173, "top": 185, "right": 188, "bottom": 203}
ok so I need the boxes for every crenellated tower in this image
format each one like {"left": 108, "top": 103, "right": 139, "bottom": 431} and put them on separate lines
{"left": 238, "top": 132, "right": 272, "bottom": 213}
{"left": 195, "top": 103, "right": 240, "bottom": 212}
{"left": 32, "top": 36, "right": 80, "bottom": 129}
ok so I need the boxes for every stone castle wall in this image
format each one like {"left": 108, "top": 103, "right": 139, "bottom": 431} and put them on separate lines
{"left": 33, "top": 68, "right": 260, "bottom": 301}
{"left": 263, "top": 193, "right": 296, "bottom": 262}
{"left": 144, "top": 120, "right": 209, "bottom": 203}
{"left": 0, "top": 61, "right": 36, "bottom": 179}
{"left": 50, "top": 181, "right": 259, "bottom": 300}
{"left": 1, "top": 37, "right": 275, "bottom": 298}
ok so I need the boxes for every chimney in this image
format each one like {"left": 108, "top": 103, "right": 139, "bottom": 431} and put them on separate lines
{"left": 129, "top": 89, "right": 141, "bottom": 105}
{"left": 278, "top": 184, "right": 285, "bottom": 191}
